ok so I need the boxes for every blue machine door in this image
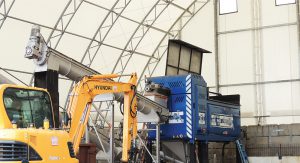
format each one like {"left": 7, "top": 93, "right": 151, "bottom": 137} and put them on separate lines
{"left": 195, "top": 84, "right": 207, "bottom": 137}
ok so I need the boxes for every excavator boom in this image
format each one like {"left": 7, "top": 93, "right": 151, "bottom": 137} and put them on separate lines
{"left": 67, "top": 74, "right": 138, "bottom": 162}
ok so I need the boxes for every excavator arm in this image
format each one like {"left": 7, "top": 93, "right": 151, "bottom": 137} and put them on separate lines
{"left": 67, "top": 74, "right": 137, "bottom": 162}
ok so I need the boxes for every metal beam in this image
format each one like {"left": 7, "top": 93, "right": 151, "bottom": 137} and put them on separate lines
{"left": 242, "top": 115, "right": 300, "bottom": 118}
{"left": 162, "top": 0, "right": 192, "bottom": 15}
{"left": 209, "top": 78, "right": 300, "bottom": 88}
{"left": 0, "top": 71, "right": 14, "bottom": 84}
{"left": 83, "top": 0, "right": 172, "bottom": 36}
{"left": 28, "top": 0, "right": 83, "bottom": 86}
{"left": 297, "top": 0, "right": 300, "bottom": 79}
{"left": 63, "top": 0, "right": 129, "bottom": 128}
{"left": 252, "top": 0, "right": 265, "bottom": 125}
{"left": 46, "top": 0, "right": 84, "bottom": 49}
{"left": 4, "top": 15, "right": 153, "bottom": 59}
{"left": 0, "top": 0, "right": 15, "bottom": 30}
{"left": 79, "top": 0, "right": 129, "bottom": 66}
{"left": 0, "top": 67, "right": 70, "bottom": 80}
{"left": 218, "top": 22, "right": 298, "bottom": 35}
{"left": 0, "top": 67, "right": 32, "bottom": 75}
{"left": 111, "top": 0, "right": 171, "bottom": 78}
{"left": 0, "top": 67, "right": 28, "bottom": 86}
{"left": 24, "top": 36, "right": 170, "bottom": 119}
{"left": 213, "top": 0, "right": 220, "bottom": 93}
{"left": 137, "top": 0, "right": 211, "bottom": 88}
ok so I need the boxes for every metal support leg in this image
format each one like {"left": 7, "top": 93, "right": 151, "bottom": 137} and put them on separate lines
{"left": 156, "top": 124, "right": 160, "bottom": 163}
{"left": 189, "top": 143, "right": 196, "bottom": 163}
{"left": 34, "top": 70, "right": 59, "bottom": 128}
{"left": 198, "top": 141, "right": 209, "bottom": 163}
{"left": 222, "top": 143, "right": 227, "bottom": 163}
{"left": 110, "top": 103, "right": 115, "bottom": 163}
{"left": 85, "top": 125, "right": 89, "bottom": 143}
{"left": 145, "top": 140, "right": 153, "bottom": 163}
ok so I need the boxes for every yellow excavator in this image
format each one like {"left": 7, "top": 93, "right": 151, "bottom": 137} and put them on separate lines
{"left": 0, "top": 25, "right": 169, "bottom": 163}
{"left": 0, "top": 73, "right": 138, "bottom": 162}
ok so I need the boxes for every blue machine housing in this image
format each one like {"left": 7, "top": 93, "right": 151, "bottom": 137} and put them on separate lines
{"left": 148, "top": 74, "right": 241, "bottom": 143}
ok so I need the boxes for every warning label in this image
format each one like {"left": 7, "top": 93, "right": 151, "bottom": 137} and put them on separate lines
{"left": 210, "top": 114, "right": 233, "bottom": 128}
{"left": 169, "top": 111, "right": 184, "bottom": 124}
{"left": 199, "top": 112, "right": 205, "bottom": 125}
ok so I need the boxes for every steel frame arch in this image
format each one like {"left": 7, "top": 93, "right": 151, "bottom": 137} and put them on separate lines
{"left": 75, "top": 0, "right": 132, "bottom": 128}
{"left": 28, "top": 0, "right": 83, "bottom": 86}
{"left": 137, "top": 0, "right": 211, "bottom": 91}
{"left": 79, "top": 0, "right": 177, "bottom": 70}
{"left": 82, "top": 0, "right": 167, "bottom": 128}
{"left": 0, "top": 0, "right": 211, "bottom": 125}
{"left": 111, "top": 0, "right": 172, "bottom": 77}
{"left": 4, "top": 14, "right": 152, "bottom": 59}
{"left": 79, "top": 0, "right": 131, "bottom": 66}
{"left": 46, "top": 0, "right": 84, "bottom": 49}
{"left": 0, "top": 0, "right": 15, "bottom": 30}
{"left": 62, "top": 0, "right": 133, "bottom": 129}
{"left": 84, "top": 0, "right": 172, "bottom": 36}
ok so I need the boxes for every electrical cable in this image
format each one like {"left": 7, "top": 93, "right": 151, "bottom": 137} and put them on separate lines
{"left": 119, "top": 100, "right": 124, "bottom": 115}
{"left": 129, "top": 85, "right": 137, "bottom": 118}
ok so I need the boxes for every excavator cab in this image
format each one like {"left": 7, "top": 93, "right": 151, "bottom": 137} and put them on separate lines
{"left": 1, "top": 84, "right": 55, "bottom": 129}
{"left": 0, "top": 84, "right": 78, "bottom": 163}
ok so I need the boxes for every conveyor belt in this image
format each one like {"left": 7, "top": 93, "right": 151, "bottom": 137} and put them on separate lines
{"left": 31, "top": 46, "right": 169, "bottom": 121}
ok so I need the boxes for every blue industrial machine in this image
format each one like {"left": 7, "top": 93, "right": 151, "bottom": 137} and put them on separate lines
{"left": 144, "top": 40, "right": 243, "bottom": 163}
{"left": 147, "top": 74, "right": 241, "bottom": 143}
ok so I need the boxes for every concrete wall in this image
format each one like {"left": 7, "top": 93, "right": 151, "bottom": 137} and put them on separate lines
{"left": 245, "top": 124, "right": 300, "bottom": 146}
{"left": 208, "top": 124, "right": 300, "bottom": 163}
{"left": 208, "top": 142, "right": 237, "bottom": 163}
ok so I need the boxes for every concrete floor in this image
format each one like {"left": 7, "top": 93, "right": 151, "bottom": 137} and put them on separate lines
{"left": 249, "top": 157, "right": 300, "bottom": 163}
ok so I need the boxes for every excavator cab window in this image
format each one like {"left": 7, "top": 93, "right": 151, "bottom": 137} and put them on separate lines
{"left": 3, "top": 88, "right": 54, "bottom": 128}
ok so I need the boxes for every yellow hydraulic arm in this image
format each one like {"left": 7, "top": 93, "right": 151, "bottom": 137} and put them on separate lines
{"left": 66, "top": 73, "right": 138, "bottom": 162}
